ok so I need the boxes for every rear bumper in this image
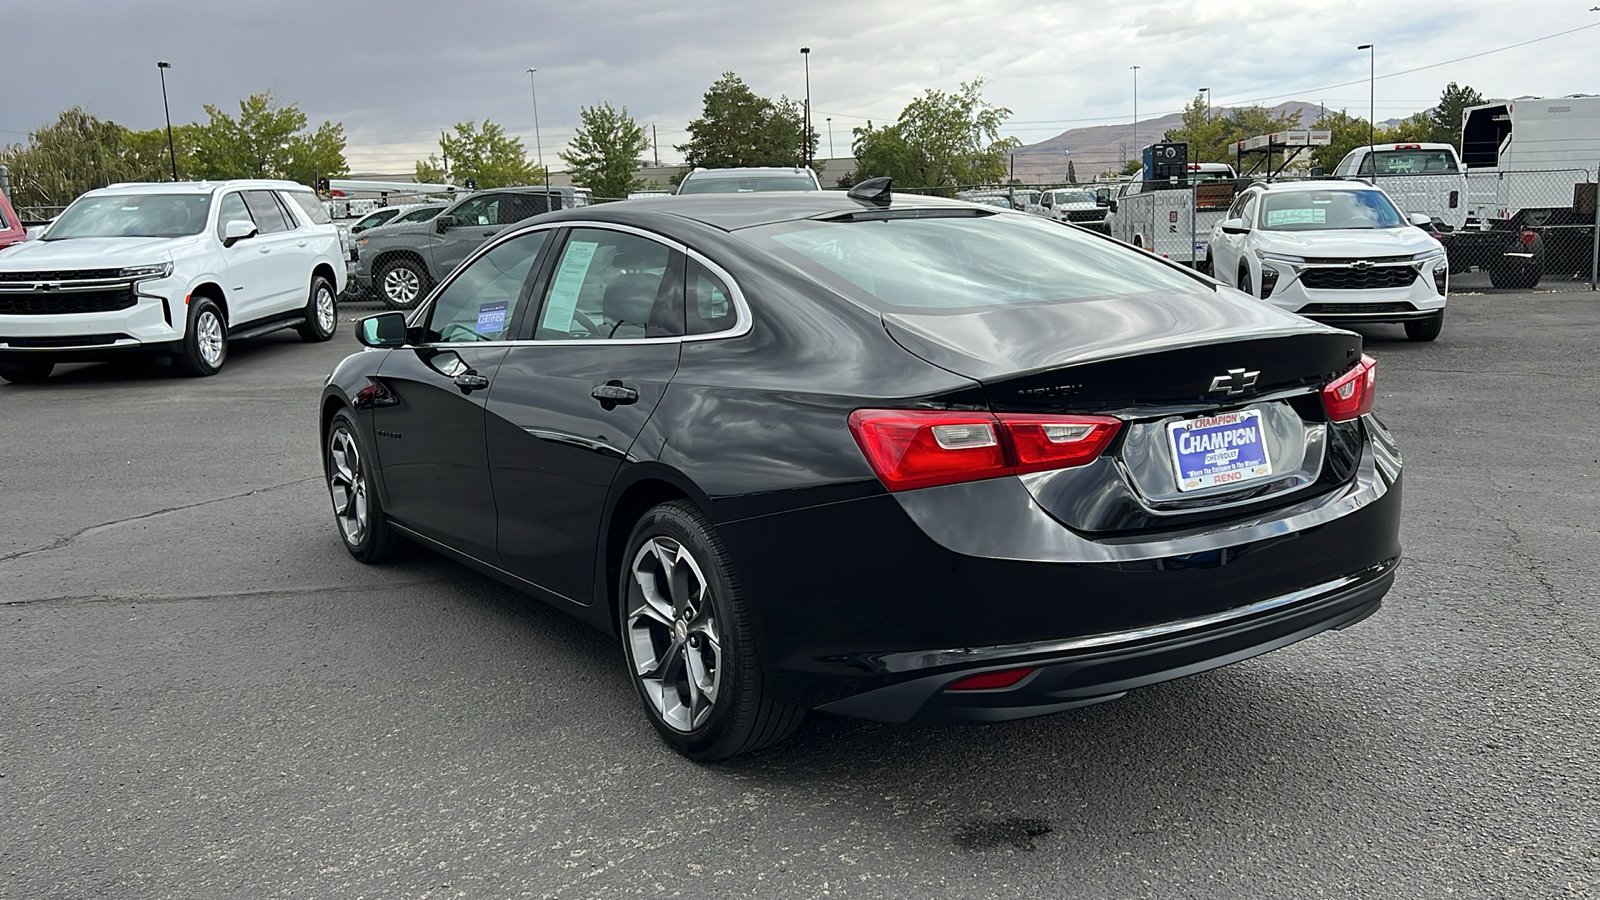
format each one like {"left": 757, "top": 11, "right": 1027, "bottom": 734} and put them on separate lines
{"left": 714, "top": 421, "right": 1402, "bottom": 721}
{"left": 817, "top": 560, "right": 1391, "bottom": 724}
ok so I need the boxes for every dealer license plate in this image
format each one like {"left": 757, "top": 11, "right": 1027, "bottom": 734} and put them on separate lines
{"left": 1167, "top": 408, "right": 1273, "bottom": 492}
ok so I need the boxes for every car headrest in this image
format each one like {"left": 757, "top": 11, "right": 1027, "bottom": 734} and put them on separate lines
{"left": 602, "top": 273, "right": 661, "bottom": 337}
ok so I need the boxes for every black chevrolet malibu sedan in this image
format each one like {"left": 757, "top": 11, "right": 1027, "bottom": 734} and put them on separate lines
{"left": 319, "top": 182, "right": 1402, "bottom": 760}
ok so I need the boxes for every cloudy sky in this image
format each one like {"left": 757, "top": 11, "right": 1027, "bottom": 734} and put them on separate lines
{"left": 7, "top": 0, "right": 1597, "bottom": 174}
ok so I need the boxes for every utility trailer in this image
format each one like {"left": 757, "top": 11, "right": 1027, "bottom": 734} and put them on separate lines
{"left": 1105, "top": 142, "right": 1239, "bottom": 268}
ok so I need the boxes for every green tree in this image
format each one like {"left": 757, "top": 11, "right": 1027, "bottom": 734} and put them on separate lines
{"left": 0, "top": 109, "right": 142, "bottom": 209}
{"left": 1429, "top": 82, "right": 1486, "bottom": 149}
{"left": 190, "top": 91, "right": 347, "bottom": 184}
{"left": 1166, "top": 101, "right": 1303, "bottom": 170}
{"left": 559, "top": 102, "right": 649, "bottom": 199}
{"left": 851, "top": 79, "right": 1018, "bottom": 192}
{"left": 123, "top": 124, "right": 200, "bottom": 181}
{"left": 415, "top": 119, "right": 541, "bottom": 188}
{"left": 676, "top": 72, "right": 816, "bottom": 174}
{"left": 1309, "top": 108, "right": 1373, "bottom": 171}
{"left": 1120, "top": 159, "right": 1143, "bottom": 176}
{"left": 1066, "top": 159, "right": 1078, "bottom": 184}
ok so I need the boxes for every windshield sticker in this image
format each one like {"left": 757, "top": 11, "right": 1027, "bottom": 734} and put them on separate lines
{"left": 540, "top": 241, "right": 599, "bottom": 332}
{"left": 475, "top": 301, "right": 508, "bottom": 336}
{"left": 1266, "top": 208, "right": 1326, "bottom": 227}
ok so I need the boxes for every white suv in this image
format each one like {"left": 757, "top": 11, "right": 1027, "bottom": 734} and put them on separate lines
{"left": 0, "top": 179, "right": 346, "bottom": 383}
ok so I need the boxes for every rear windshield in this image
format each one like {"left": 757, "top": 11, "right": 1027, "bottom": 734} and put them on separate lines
{"left": 679, "top": 174, "right": 817, "bottom": 194}
{"left": 45, "top": 193, "right": 212, "bottom": 240}
{"left": 748, "top": 212, "right": 1206, "bottom": 311}
{"left": 1260, "top": 189, "right": 1404, "bottom": 231}
{"left": 1359, "top": 149, "right": 1459, "bottom": 175}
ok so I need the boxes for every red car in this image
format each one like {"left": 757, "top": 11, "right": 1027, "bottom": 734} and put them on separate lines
{"left": 0, "top": 190, "right": 25, "bottom": 249}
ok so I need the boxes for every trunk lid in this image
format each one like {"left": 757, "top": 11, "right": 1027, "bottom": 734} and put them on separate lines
{"left": 883, "top": 291, "right": 1365, "bottom": 533}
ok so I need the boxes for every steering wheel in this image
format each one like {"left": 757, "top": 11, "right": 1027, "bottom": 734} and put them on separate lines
{"left": 436, "top": 322, "right": 482, "bottom": 342}
{"left": 570, "top": 309, "right": 601, "bottom": 336}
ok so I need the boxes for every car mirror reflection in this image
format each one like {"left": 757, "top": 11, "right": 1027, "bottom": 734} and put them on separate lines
{"left": 357, "top": 312, "right": 409, "bottom": 348}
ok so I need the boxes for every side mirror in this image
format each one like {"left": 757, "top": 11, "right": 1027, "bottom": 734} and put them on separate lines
{"left": 435, "top": 214, "right": 458, "bottom": 234}
{"left": 1408, "top": 212, "right": 1433, "bottom": 228}
{"left": 1106, "top": 199, "right": 1118, "bottom": 214}
{"left": 1220, "top": 218, "right": 1249, "bottom": 235}
{"left": 223, "top": 219, "right": 257, "bottom": 247}
{"left": 357, "top": 312, "right": 410, "bottom": 348}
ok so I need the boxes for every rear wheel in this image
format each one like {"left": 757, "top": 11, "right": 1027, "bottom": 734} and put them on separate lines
{"left": 376, "top": 257, "right": 431, "bottom": 310}
{"left": 297, "top": 275, "right": 338, "bottom": 342}
{"left": 619, "top": 501, "right": 805, "bottom": 760}
{"left": 0, "top": 361, "right": 53, "bottom": 384}
{"left": 1488, "top": 259, "right": 1541, "bottom": 290}
{"left": 1404, "top": 310, "right": 1445, "bottom": 342}
{"left": 175, "top": 298, "right": 227, "bottom": 376}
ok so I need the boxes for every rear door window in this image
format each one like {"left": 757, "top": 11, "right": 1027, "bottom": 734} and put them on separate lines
{"left": 242, "top": 190, "right": 290, "bottom": 234}
{"left": 284, "top": 191, "right": 333, "bottom": 224}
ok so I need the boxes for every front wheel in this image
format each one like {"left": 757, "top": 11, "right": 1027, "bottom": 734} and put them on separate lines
{"left": 297, "top": 275, "right": 338, "bottom": 342}
{"left": 619, "top": 501, "right": 805, "bottom": 760}
{"left": 326, "top": 409, "right": 404, "bottom": 562}
{"left": 1488, "top": 260, "right": 1541, "bottom": 290}
{"left": 1405, "top": 310, "right": 1445, "bottom": 342}
{"left": 375, "top": 257, "right": 432, "bottom": 310}
{"left": 0, "top": 361, "right": 53, "bottom": 384}
{"left": 1237, "top": 265, "right": 1254, "bottom": 297}
{"left": 175, "top": 297, "right": 227, "bottom": 376}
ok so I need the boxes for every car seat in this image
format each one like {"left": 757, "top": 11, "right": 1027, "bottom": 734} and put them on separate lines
{"left": 602, "top": 273, "right": 663, "bottom": 339}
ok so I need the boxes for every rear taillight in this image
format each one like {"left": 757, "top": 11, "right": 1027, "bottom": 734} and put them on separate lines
{"left": 1322, "top": 355, "right": 1377, "bottom": 422}
{"left": 848, "top": 409, "right": 1121, "bottom": 491}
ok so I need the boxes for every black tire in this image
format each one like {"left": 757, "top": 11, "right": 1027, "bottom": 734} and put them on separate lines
{"left": 296, "top": 275, "right": 339, "bottom": 342}
{"left": 0, "top": 361, "right": 53, "bottom": 384}
{"left": 374, "top": 256, "right": 432, "bottom": 310}
{"left": 1199, "top": 253, "right": 1214, "bottom": 277}
{"left": 325, "top": 409, "right": 404, "bottom": 563}
{"left": 1488, "top": 261, "right": 1541, "bottom": 290}
{"left": 619, "top": 500, "right": 805, "bottom": 760}
{"left": 1238, "top": 265, "right": 1254, "bottom": 297}
{"left": 1404, "top": 310, "right": 1445, "bottom": 342}
{"left": 174, "top": 297, "right": 227, "bottom": 377}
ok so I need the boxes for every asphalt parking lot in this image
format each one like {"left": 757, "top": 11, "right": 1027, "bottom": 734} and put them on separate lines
{"left": 2, "top": 291, "right": 1597, "bottom": 899}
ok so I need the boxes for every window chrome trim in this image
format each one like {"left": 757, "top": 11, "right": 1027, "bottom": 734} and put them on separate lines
{"left": 405, "top": 219, "right": 753, "bottom": 345}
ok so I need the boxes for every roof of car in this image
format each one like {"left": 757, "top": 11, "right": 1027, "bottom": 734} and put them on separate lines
{"left": 544, "top": 190, "right": 991, "bottom": 232}
{"left": 97, "top": 179, "right": 310, "bottom": 194}
{"left": 1251, "top": 179, "right": 1388, "bottom": 193}
{"left": 684, "top": 167, "right": 816, "bottom": 177}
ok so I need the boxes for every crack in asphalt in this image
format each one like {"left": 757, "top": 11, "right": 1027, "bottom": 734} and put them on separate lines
{"left": 0, "top": 477, "right": 319, "bottom": 567}
{"left": 2, "top": 580, "right": 447, "bottom": 608}
{"left": 1466, "top": 494, "right": 1600, "bottom": 665}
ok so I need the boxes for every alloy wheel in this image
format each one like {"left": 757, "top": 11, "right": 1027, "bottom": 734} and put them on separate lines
{"left": 383, "top": 266, "right": 420, "bottom": 305}
{"left": 315, "top": 284, "right": 337, "bottom": 334}
{"left": 626, "top": 536, "right": 723, "bottom": 733}
{"left": 196, "top": 310, "right": 225, "bottom": 367}
{"left": 328, "top": 428, "right": 369, "bottom": 546}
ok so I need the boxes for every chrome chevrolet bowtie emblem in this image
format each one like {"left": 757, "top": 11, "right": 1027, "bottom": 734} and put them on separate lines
{"left": 1351, "top": 260, "right": 1374, "bottom": 269}
{"left": 1208, "top": 368, "right": 1260, "bottom": 395}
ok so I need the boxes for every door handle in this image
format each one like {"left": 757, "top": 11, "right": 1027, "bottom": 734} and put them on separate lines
{"left": 591, "top": 381, "right": 639, "bottom": 407}
{"left": 453, "top": 372, "right": 490, "bottom": 392}
{"left": 482, "top": 230, "right": 497, "bottom": 237}
{"left": 258, "top": 247, "right": 272, "bottom": 254}
{"left": 297, "top": 240, "right": 309, "bottom": 247}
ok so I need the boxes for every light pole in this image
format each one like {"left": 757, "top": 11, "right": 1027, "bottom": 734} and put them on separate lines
{"left": 826, "top": 117, "right": 833, "bottom": 159}
{"left": 1131, "top": 66, "right": 1140, "bottom": 158}
{"left": 1357, "top": 45, "right": 1375, "bottom": 163}
{"left": 156, "top": 61, "right": 177, "bottom": 181}
{"left": 1198, "top": 87, "right": 1210, "bottom": 123}
{"left": 800, "top": 47, "right": 812, "bottom": 168}
{"left": 525, "top": 67, "right": 548, "bottom": 188}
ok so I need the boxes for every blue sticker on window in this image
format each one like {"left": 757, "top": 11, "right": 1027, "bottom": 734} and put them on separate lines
{"left": 476, "top": 301, "right": 508, "bottom": 335}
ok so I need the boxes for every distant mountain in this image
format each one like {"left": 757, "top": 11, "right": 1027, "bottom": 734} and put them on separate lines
{"left": 1009, "top": 101, "right": 1360, "bottom": 183}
